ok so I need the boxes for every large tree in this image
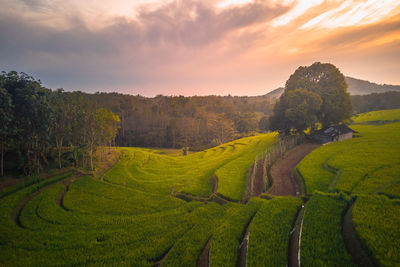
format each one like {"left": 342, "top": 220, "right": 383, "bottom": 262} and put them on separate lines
{"left": 0, "top": 87, "right": 14, "bottom": 176}
{"left": 270, "top": 62, "right": 352, "bottom": 134}
{"left": 1, "top": 71, "right": 52, "bottom": 175}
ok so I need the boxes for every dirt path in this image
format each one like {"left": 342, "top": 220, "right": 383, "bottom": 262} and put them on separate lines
{"left": 238, "top": 231, "right": 249, "bottom": 267}
{"left": 56, "top": 173, "right": 82, "bottom": 209}
{"left": 197, "top": 236, "right": 213, "bottom": 267}
{"left": 11, "top": 173, "right": 81, "bottom": 228}
{"left": 0, "top": 178, "right": 24, "bottom": 191}
{"left": 237, "top": 211, "right": 258, "bottom": 267}
{"left": 268, "top": 143, "right": 320, "bottom": 196}
{"left": 253, "top": 159, "right": 265, "bottom": 196}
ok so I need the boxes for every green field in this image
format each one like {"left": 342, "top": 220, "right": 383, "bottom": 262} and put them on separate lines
{"left": 301, "top": 193, "right": 354, "bottom": 266}
{"left": 0, "top": 133, "right": 283, "bottom": 266}
{"left": 1, "top": 110, "right": 400, "bottom": 266}
{"left": 247, "top": 197, "right": 301, "bottom": 266}
{"left": 297, "top": 109, "right": 400, "bottom": 266}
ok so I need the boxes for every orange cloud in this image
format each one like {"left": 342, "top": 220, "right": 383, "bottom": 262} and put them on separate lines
{"left": 0, "top": 0, "right": 399, "bottom": 95}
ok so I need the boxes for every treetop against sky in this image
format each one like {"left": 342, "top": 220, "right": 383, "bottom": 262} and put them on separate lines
{"left": 1, "top": 0, "right": 399, "bottom": 96}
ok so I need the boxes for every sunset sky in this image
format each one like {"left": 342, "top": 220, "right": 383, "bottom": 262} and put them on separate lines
{"left": 1, "top": 0, "right": 399, "bottom": 96}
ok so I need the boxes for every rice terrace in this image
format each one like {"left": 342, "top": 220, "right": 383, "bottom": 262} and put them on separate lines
{"left": 2, "top": 1, "right": 400, "bottom": 266}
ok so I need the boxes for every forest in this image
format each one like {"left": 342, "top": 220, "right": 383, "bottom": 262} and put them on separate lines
{"left": 352, "top": 91, "right": 400, "bottom": 113}
{"left": 0, "top": 71, "right": 120, "bottom": 176}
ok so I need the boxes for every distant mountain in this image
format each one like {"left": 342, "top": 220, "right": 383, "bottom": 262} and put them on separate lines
{"left": 265, "top": 87, "right": 284, "bottom": 99}
{"left": 265, "top": 77, "right": 400, "bottom": 99}
{"left": 345, "top": 77, "right": 400, "bottom": 95}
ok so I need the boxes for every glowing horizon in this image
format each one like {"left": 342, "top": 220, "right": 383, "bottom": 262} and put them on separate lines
{"left": 0, "top": 0, "right": 399, "bottom": 96}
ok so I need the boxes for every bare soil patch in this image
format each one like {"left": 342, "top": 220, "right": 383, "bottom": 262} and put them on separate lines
{"left": 342, "top": 203, "right": 375, "bottom": 267}
{"left": 268, "top": 143, "right": 320, "bottom": 196}
{"left": 0, "top": 177, "right": 23, "bottom": 191}
{"left": 253, "top": 159, "right": 265, "bottom": 196}
{"left": 56, "top": 173, "right": 83, "bottom": 208}
{"left": 197, "top": 236, "right": 212, "bottom": 267}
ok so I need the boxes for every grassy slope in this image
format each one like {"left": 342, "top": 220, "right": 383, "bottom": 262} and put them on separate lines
{"left": 247, "top": 197, "right": 302, "bottom": 267}
{"left": 0, "top": 134, "right": 280, "bottom": 265}
{"left": 297, "top": 111, "right": 400, "bottom": 196}
{"left": 2, "top": 109, "right": 399, "bottom": 266}
{"left": 297, "top": 109, "right": 400, "bottom": 266}
{"left": 301, "top": 193, "right": 354, "bottom": 266}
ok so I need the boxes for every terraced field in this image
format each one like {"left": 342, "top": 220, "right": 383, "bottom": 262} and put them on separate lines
{"left": 1, "top": 110, "right": 399, "bottom": 266}
{"left": 297, "top": 109, "right": 400, "bottom": 267}
{"left": 0, "top": 133, "right": 292, "bottom": 266}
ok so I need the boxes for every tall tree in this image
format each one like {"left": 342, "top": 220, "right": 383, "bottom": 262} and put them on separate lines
{"left": 270, "top": 62, "right": 352, "bottom": 134}
{"left": 270, "top": 89, "right": 322, "bottom": 134}
{"left": 0, "top": 87, "right": 14, "bottom": 176}
{"left": 285, "top": 62, "right": 352, "bottom": 127}
{"left": 1, "top": 71, "right": 52, "bottom": 175}
{"left": 209, "top": 114, "right": 235, "bottom": 145}
{"left": 50, "top": 89, "right": 73, "bottom": 169}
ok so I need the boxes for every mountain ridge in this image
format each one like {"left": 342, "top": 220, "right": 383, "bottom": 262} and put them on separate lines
{"left": 265, "top": 76, "right": 400, "bottom": 99}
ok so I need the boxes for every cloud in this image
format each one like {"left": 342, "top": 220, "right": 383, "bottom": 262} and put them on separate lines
{"left": 0, "top": 0, "right": 289, "bottom": 94}
{"left": 0, "top": 0, "right": 399, "bottom": 95}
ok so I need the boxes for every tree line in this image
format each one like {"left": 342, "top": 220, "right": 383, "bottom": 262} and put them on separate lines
{"left": 352, "top": 91, "right": 400, "bottom": 113}
{"left": 88, "top": 92, "right": 275, "bottom": 149}
{"left": 0, "top": 71, "right": 120, "bottom": 176}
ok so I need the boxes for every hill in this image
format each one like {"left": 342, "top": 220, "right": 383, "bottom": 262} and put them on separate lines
{"left": 265, "top": 77, "right": 400, "bottom": 98}
{"left": 265, "top": 87, "right": 284, "bottom": 99}
{"left": 297, "top": 109, "right": 400, "bottom": 266}
{"left": 345, "top": 76, "right": 400, "bottom": 95}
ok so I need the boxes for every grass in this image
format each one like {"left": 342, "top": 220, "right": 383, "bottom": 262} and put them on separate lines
{"left": 296, "top": 109, "right": 400, "bottom": 267}
{"left": 1, "top": 110, "right": 400, "bottom": 266}
{"left": 301, "top": 193, "right": 355, "bottom": 266}
{"left": 247, "top": 196, "right": 302, "bottom": 266}
{"left": 0, "top": 134, "right": 281, "bottom": 266}
{"left": 297, "top": 113, "right": 400, "bottom": 196}
{"left": 352, "top": 109, "right": 400, "bottom": 124}
{"left": 210, "top": 198, "right": 263, "bottom": 267}
{"left": 352, "top": 195, "right": 400, "bottom": 267}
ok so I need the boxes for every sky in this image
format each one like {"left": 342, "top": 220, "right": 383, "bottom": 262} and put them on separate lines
{"left": 0, "top": 0, "right": 399, "bottom": 96}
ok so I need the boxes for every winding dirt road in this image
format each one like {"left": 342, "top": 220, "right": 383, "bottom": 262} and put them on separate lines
{"left": 268, "top": 143, "right": 320, "bottom": 196}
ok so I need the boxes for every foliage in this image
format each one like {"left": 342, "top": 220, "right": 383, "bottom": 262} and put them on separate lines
{"left": 0, "top": 71, "right": 121, "bottom": 175}
{"left": 352, "top": 91, "right": 400, "bottom": 113}
{"left": 270, "top": 62, "right": 352, "bottom": 133}
{"left": 0, "top": 86, "right": 14, "bottom": 176}
{"left": 89, "top": 93, "right": 275, "bottom": 149}
{"left": 270, "top": 88, "right": 322, "bottom": 134}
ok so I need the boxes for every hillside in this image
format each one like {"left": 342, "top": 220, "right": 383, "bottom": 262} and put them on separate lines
{"left": 297, "top": 109, "right": 400, "bottom": 266}
{"left": 265, "top": 77, "right": 400, "bottom": 98}
{"left": 345, "top": 76, "right": 400, "bottom": 95}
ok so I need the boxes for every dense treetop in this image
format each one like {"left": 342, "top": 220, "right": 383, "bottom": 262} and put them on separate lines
{"left": 270, "top": 62, "right": 353, "bottom": 134}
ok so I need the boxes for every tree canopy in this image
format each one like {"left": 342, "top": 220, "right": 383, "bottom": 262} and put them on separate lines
{"left": 270, "top": 62, "right": 352, "bottom": 134}
{"left": 0, "top": 71, "right": 120, "bottom": 176}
